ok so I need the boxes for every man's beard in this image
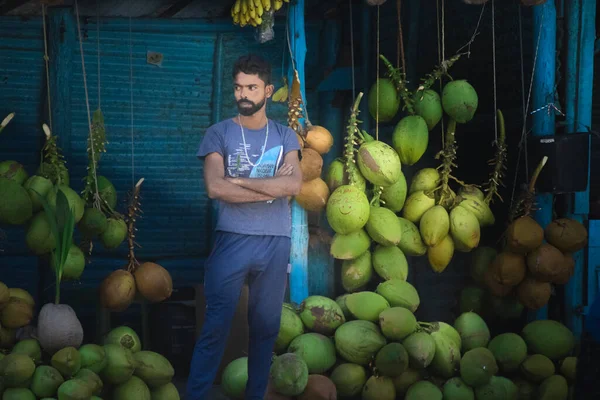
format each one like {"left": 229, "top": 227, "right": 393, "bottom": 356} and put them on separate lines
{"left": 237, "top": 97, "right": 266, "bottom": 116}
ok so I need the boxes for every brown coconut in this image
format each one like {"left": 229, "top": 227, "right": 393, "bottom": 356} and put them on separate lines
{"left": 305, "top": 125, "right": 334, "bottom": 155}
{"left": 298, "top": 374, "right": 337, "bottom": 400}
{"left": 544, "top": 218, "right": 588, "bottom": 253}
{"left": 296, "top": 133, "right": 305, "bottom": 149}
{"left": 527, "top": 243, "right": 566, "bottom": 283}
{"left": 483, "top": 267, "right": 513, "bottom": 297}
{"left": 300, "top": 148, "right": 324, "bottom": 182}
{"left": 295, "top": 178, "right": 330, "bottom": 212}
{"left": 0, "top": 298, "right": 33, "bottom": 329}
{"left": 553, "top": 253, "right": 575, "bottom": 285}
{"left": 134, "top": 262, "right": 173, "bottom": 303}
{"left": 506, "top": 216, "right": 544, "bottom": 254}
{"left": 490, "top": 252, "right": 527, "bottom": 286}
{"left": 99, "top": 269, "right": 136, "bottom": 312}
{"left": 266, "top": 377, "right": 295, "bottom": 400}
{"left": 517, "top": 277, "right": 552, "bottom": 310}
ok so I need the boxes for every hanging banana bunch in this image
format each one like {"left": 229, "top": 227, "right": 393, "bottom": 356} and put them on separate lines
{"left": 231, "top": 0, "right": 289, "bottom": 27}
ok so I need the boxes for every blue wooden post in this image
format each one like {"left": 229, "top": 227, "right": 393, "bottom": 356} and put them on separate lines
{"left": 530, "top": 1, "right": 556, "bottom": 322}
{"left": 287, "top": 0, "right": 309, "bottom": 305}
{"left": 565, "top": 0, "right": 596, "bottom": 338}
{"left": 48, "top": 7, "right": 75, "bottom": 149}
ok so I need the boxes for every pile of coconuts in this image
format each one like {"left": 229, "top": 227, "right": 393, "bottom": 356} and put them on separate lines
{"left": 0, "top": 316, "right": 179, "bottom": 400}
{"left": 220, "top": 286, "right": 579, "bottom": 399}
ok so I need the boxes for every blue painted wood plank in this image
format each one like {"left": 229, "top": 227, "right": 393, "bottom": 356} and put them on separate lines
{"left": 288, "top": 0, "right": 309, "bottom": 305}
{"left": 317, "top": 67, "right": 365, "bottom": 92}
{"left": 530, "top": 1, "right": 557, "bottom": 322}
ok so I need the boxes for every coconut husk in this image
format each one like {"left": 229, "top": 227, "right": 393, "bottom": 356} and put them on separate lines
{"left": 483, "top": 268, "right": 513, "bottom": 297}
{"left": 297, "top": 374, "right": 337, "bottom": 400}
{"left": 553, "top": 253, "right": 575, "bottom": 285}
{"left": 490, "top": 252, "right": 527, "bottom": 286}
{"left": 526, "top": 243, "right": 566, "bottom": 283}
{"left": 305, "top": 125, "right": 334, "bottom": 155}
{"left": 133, "top": 262, "right": 173, "bottom": 303}
{"left": 506, "top": 216, "right": 544, "bottom": 255}
{"left": 98, "top": 269, "right": 136, "bottom": 312}
{"left": 516, "top": 277, "right": 551, "bottom": 310}
{"left": 0, "top": 298, "right": 33, "bottom": 329}
{"left": 300, "top": 148, "right": 323, "bottom": 182}
{"left": 544, "top": 218, "right": 588, "bottom": 253}
{"left": 295, "top": 178, "right": 330, "bottom": 212}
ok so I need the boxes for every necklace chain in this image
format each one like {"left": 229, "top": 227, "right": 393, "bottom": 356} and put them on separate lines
{"left": 239, "top": 114, "right": 269, "bottom": 167}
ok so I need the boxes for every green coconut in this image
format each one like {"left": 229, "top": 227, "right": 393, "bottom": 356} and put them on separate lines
{"left": 325, "top": 159, "right": 367, "bottom": 193}
{"left": 104, "top": 326, "right": 142, "bottom": 353}
{"left": 334, "top": 320, "right": 387, "bottom": 365}
{"left": 442, "top": 377, "right": 475, "bottom": 400}
{"left": 150, "top": 382, "right": 180, "bottom": 400}
{"left": 372, "top": 245, "right": 408, "bottom": 281}
{"left": 330, "top": 229, "right": 371, "bottom": 260}
{"left": 100, "top": 344, "right": 137, "bottom": 385}
{"left": 402, "top": 190, "right": 436, "bottom": 223}
{"left": 78, "top": 207, "right": 108, "bottom": 238}
{"left": 274, "top": 304, "right": 304, "bottom": 353}
{"left": 133, "top": 351, "right": 175, "bottom": 389}
{"left": 270, "top": 353, "right": 309, "bottom": 397}
{"left": 25, "top": 211, "right": 56, "bottom": 255}
{"left": 409, "top": 168, "right": 440, "bottom": 195}
{"left": 379, "top": 307, "right": 417, "bottom": 341}
{"left": 326, "top": 185, "right": 371, "bottom": 234}
{"left": 449, "top": 206, "right": 481, "bottom": 251}
{"left": 11, "top": 339, "right": 42, "bottom": 364}
{"left": 458, "top": 185, "right": 485, "bottom": 201}
{"left": 474, "top": 376, "right": 519, "bottom": 400}
{"left": 96, "top": 175, "right": 118, "bottom": 210}
{"left": 287, "top": 333, "right": 337, "bottom": 374}
{"left": 487, "top": 333, "right": 527, "bottom": 373}
{"left": 221, "top": 357, "right": 248, "bottom": 400}
{"left": 23, "top": 175, "right": 53, "bottom": 213}
{"left": 560, "top": 356, "right": 577, "bottom": 383}
{"left": 335, "top": 294, "right": 353, "bottom": 321}
{"left": 459, "top": 347, "right": 498, "bottom": 388}
{"left": 46, "top": 185, "right": 85, "bottom": 223}
{"left": 375, "top": 343, "right": 409, "bottom": 377}
{"left": 397, "top": 217, "right": 427, "bottom": 256}
{"left": 50, "top": 243, "right": 86, "bottom": 280}
{"left": 441, "top": 80, "right": 478, "bottom": 123}
{"left": 365, "top": 206, "right": 403, "bottom": 246}
{"left": 299, "top": 295, "right": 346, "bottom": 336}
{"left": 368, "top": 78, "right": 400, "bottom": 122}
{"left": 357, "top": 135, "right": 402, "bottom": 187}
{"left": 392, "top": 115, "right": 429, "bottom": 166}
{"left": 430, "top": 328, "right": 462, "bottom": 379}
{"left": 329, "top": 363, "right": 367, "bottom": 398}
{"left": 345, "top": 291, "right": 390, "bottom": 322}
{"left": 420, "top": 205, "right": 450, "bottom": 247}
{"left": 402, "top": 332, "right": 436, "bottom": 369}
{"left": 341, "top": 251, "right": 373, "bottom": 292}
{"left": 436, "top": 322, "right": 462, "bottom": 349}
{"left": 51, "top": 347, "right": 81, "bottom": 378}
{"left": 459, "top": 197, "right": 495, "bottom": 227}
{"left": 521, "top": 320, "right": 575, "bottom": 360}
{"left": 375, "top": 279, "right": 420, "bottom": 312}
{"left": 100, "top": 217, "right": 128, "bottom": 249}
{"left": 489, "top": 294, "right": 525, "bottom": 320}
{"left": 405, "top": 381, "right": 443, "bottom": 400}
{"left": 0, "top": 177, "right": 33, "bottom": 225}
{"left": 78, "top": 344, "right": 107, "bottom": 374}
{"left": 538, "top": 375, "right": 569, "bottom": 400}
{"left": 392, "top": 368, "right": 422, "bottom": 397}
{"left": 362, "top": 375, "right": 396, "bottom": 400}
{"left": 520, "top": 354, "right": 555, "bottom": 383}
{"left": 459, "top": 286, "right": 486, "bottom": 314}
{"left": 74, "top": 368, "right": 103, "bottom": 395}
{"left": 513, "top": 378, "right": 537, "bottom": 400}
{"left": 113, "top": 375, "right": 151, "bottom": 400}
{"left": 413, "top": 89, "right": 443, "bottom": 130}
{"left": 453, "top": 311, "right": 490, "bottom": 352}
{"left": 471, "top": 247, "right": 497, "bottom": 285}
{"left": 0, "top": 160, "right": 29, "bottom": 185}
{"left": 0, "top": 353, "right": 36, "bottom": 387}
{"left": 1, "top": 388, "right": 36, "bottom": 400}
{"left": 380, "top": 171, "right": 407, "bottom": 212}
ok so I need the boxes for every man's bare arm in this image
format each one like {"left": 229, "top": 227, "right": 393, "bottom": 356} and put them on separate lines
{"left": 203, "top": 152, "right": 275, "bottom": 203}
{"left": 227, "top": 151, "right": 303, "bottom": 198}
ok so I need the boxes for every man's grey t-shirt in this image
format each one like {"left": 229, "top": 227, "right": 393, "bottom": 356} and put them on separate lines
{"left": 197, "top": 118, "right": 301, "bottom": 238}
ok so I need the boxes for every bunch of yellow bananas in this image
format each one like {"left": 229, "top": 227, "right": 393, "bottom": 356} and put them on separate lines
{"left": 231, "top": 0, "right": 288, "bottom": 27}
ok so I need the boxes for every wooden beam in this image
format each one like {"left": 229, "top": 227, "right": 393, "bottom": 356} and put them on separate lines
{"left": 158, "top": 0, "right": 194, "bottom": 17}
{"left": 0, "top": 0, "right": 36, "bottom": 15}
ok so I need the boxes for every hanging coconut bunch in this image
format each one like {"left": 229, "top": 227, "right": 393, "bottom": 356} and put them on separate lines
{"left": 99, "top": 178, "right": 173, "bottom": 313}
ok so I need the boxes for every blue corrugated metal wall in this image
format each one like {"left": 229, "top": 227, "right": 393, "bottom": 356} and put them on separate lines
{"left": 0, "top": 15, "right": 322, "bottom": 306}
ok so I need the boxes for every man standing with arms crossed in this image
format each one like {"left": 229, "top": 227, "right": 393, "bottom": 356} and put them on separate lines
{"left": 187, "top": 54, "right": 303, "bottom": 400}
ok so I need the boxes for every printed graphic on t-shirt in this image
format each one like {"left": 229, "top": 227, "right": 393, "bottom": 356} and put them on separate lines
{"left": 226, "top": 143, "right": 283, "bottom": 178}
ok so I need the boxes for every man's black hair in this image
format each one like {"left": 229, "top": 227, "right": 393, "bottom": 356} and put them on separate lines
{"left": 232, "top": 54, "right": 272, "bottom": 86}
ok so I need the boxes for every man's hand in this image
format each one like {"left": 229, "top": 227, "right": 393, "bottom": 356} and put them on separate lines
{"left": 276, "top": 163, "right": 294, "bottom": 177}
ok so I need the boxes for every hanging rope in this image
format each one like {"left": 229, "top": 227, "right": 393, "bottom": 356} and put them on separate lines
{"left": 41, "top": 4, "right": 52, "bottom": 131}
{"left": 491, "top": 0, "right": 498, "bottom": 142}
{"left": 349, "top": 0, "right": 356, "bottom": 101}
{"left": 376, "top": 4, "right": 380, "bottom": 140}
{"left": 129, "top": 14, "right": 135, "bottom": 188}
{"left": 436, "top": 0, "right": 446, "bottom": 148}
{"left": 396, "top": 0, "right": 406, "bottom": 73}
{"left": 96, "top": 0, "right": 101, "bottom": 109}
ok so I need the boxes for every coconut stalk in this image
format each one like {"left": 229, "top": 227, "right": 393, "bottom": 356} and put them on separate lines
{"left": 379, "top": 55, "right": 415, "bottom": 115}
{"left": 433, "top": 119, "right": 466, "bottom": 208}
{"left": 483, "top": 109, "right": 507, "bottom": 205}
{"left": 38, "top": 124, "right": 69, "bottom": 186}
{"left": 125, "top": 178, "right": 145, "bottom": 273}
{"left": 508, "top": 156, "right": 548, "bottom": 223}
{"left": 415, "top": 53, "right": 462, "bottom": 94}
{"left": 81, "top": 109, "right": 107, "bottom": 211}
{"left": 343, "top": 92, "right": 365, "bottom": 186}
{"left": 0, "top": 112, "right": 15, "bottom": 135}
{"left": 288, "top": 69, "right": 305, "bottom": 136}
